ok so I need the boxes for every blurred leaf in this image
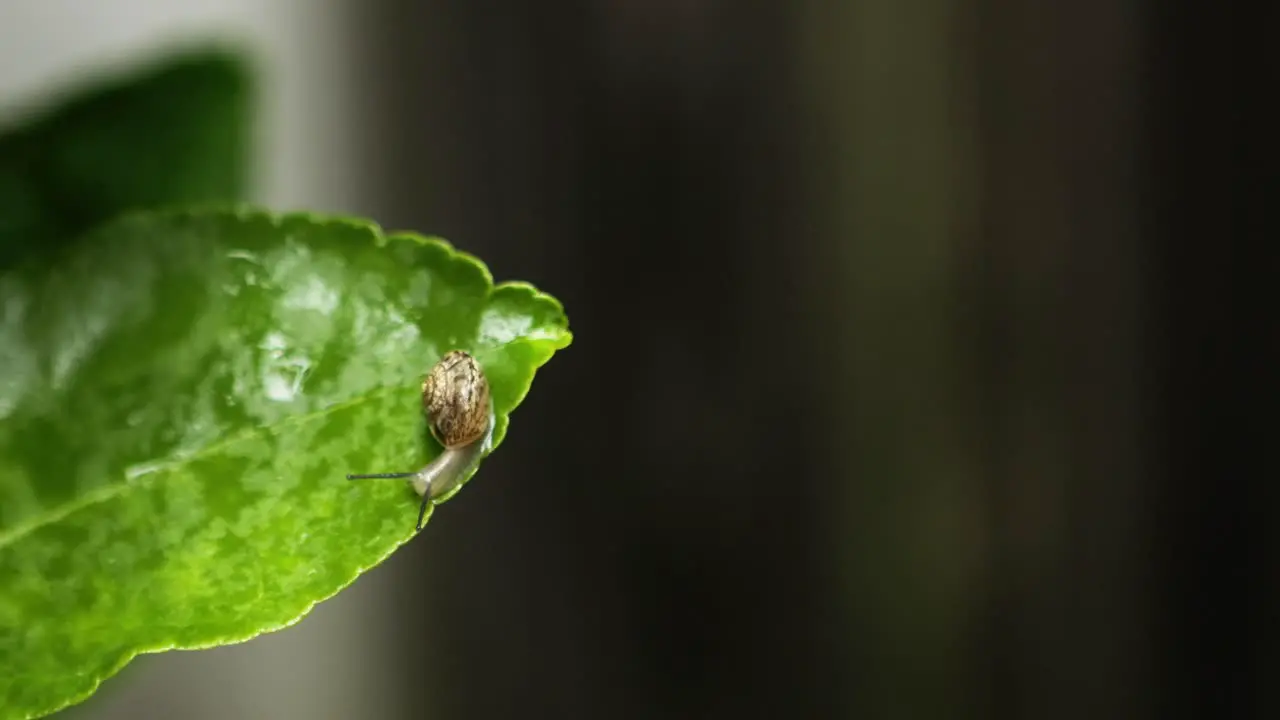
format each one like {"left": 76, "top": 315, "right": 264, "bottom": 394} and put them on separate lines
{"left": 0, "top": 49, "right": 253, "bottom": 269}
{"left": 0, "top": 208, "right": 572, "bottom": 720}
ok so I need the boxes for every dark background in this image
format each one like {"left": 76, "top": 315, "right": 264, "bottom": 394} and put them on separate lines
{"left": 352, "top": 1, "right": 1266, "bottom": 718}
{"left": 4, "top": 0, "right": 1270, "bottom": 718}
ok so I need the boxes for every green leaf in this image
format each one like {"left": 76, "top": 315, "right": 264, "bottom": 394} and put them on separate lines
{"left": 0, "top": 208, "right": 572, "bottom": 720}
{"left": 0, "top": 48, "right": 254, "bottom": 269}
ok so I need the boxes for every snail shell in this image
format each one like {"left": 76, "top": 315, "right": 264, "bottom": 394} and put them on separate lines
{"left": 422, "top": 350, "right": 491, "bottom": 448}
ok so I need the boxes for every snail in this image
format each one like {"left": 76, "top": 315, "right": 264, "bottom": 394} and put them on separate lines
{"left": 347, "top": 350, "right": 493, "bottom": 531}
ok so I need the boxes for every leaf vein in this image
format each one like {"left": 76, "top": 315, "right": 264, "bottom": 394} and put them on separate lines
{"left": 0, "top": 382, "right": 408, "bottom": 551}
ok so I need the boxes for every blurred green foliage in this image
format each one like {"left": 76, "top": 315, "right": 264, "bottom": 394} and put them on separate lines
{"left": 0, "top": 49, "right": 253, "bottom": 269}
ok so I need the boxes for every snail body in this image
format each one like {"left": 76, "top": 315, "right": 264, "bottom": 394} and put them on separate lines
{"left": 347, "top": 350, "right": 493, "bottom": 531}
